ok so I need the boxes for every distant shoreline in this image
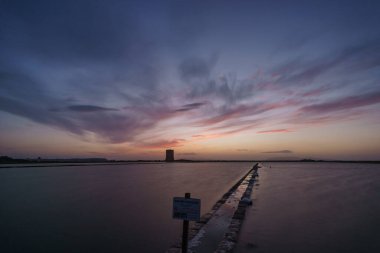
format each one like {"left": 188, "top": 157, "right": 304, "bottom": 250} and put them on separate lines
{"left": 2, "top": 155, "right": 380, "bottom": 166}
{"left": 1, "top": 159, "right": 379, "bottom": 169}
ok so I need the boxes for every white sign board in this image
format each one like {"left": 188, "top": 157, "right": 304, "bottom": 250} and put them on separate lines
{"left": 173, "top": 197, "right": 201, "bottom": 221}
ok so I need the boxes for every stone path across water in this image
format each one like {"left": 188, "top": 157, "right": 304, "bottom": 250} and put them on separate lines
{"left": 167, "top": 163, "right": 259, "bottom": 253}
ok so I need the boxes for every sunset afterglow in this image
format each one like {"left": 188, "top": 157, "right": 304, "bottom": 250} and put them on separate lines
{"left": 1, "top": 0, "right": 379, "bottom": 160}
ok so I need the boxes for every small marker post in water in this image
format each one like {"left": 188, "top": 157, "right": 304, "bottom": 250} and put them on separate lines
{"left": 172, "top": 192, "right": 201, "bottom": 253}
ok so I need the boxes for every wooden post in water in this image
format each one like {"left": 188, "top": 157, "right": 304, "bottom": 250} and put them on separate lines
{"left": 182, "top": 192, "right": 191, "bottom": 253}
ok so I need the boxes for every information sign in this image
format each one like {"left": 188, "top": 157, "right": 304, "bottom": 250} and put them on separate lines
{"left": 173, "top": 197, "right": 201, "bottom": 221}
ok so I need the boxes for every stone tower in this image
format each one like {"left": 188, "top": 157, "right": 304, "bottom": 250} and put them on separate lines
{"left": 165, "top": 149, "right": 174, "bottom": 162}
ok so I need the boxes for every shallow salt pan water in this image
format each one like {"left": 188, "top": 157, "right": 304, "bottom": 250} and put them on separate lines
{"left": 236, "top": 162, "right": 380, "bottom": 253}
{"left": 0, "top": 162, "right": 251, "bottom": 253}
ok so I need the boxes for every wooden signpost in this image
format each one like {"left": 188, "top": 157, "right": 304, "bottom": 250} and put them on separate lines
{"left": 173, "top": 193, "right": 201, "bottom": 253}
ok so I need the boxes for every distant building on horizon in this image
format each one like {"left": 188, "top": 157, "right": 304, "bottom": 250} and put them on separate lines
{"left": 165, "top": 149, "right": 174, "bottom": 162}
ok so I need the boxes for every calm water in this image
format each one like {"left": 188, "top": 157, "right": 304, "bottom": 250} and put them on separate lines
{"left": 0, "top": 162, "right": 251, "bottom": 253}
{"left": 236, "top": 162, "right": 380, "bottom": 253}
{"left": 2, "top": 162, "right": 380, "bottom": 253}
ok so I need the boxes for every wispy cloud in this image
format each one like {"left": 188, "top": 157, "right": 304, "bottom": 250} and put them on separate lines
{"left": 272, "top": 39, "right": 380, "bottom": 86}
{"left": 300, "top": 92, "right": 380, "bottom": 114}
{"left": 257, "top": 129, "right": 292, "bottom": 134}
{"left": 179, "top": 55, "right": 257, "bottom": 105}
{"left": 192, "top": 125, "right": 257, "bottom": 142}
{"left": 198, "top": 104, "right": 250, "bottom": 126}
{"left": 262, "top": 150, "right": 293, "bottom": 154}
{"left": 1, "top": 2, "right": 380, "bottom": 151}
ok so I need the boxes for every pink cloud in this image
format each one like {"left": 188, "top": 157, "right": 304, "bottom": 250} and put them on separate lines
{"left": 137, "top": 138, "right": 187, "bottom": 149}
{"left": 198, "top": 105, "right": 250, "bottom": 126}
{"left": 257, "top": 129, "right": 292, "bottom": 134}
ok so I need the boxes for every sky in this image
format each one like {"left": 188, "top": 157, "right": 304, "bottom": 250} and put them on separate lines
{"left": 1, "top": 0, "right": 380, "bottom": 160}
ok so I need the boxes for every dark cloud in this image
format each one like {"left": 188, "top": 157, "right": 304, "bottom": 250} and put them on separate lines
{"left": 66, "top": 105, "right": 118, "bottom": 112}
{"left": 179, "top": 55, "right": 217, "bottom": 82}
{"left": 178, "top": 55, "right": 256, "bottom": 104}
{"left": 0, "top": 95, "right": 83, "bottom": 135}
{"left": 175, "top": 102, "right": 206, "bottom": 112}
{"left": 0, "top": 71, "right": 82, "bottom": 134}
{"left": 262, "top": 150, "right": 293, "bottom": 154}
{"left": 0, "top": 70, "right": 173, "bottom": 143}
{"left": 236, "top": 149, "right": 248, "bottom": 152}
{"left": 0, "top": 0, "right": 172, "bottom": 144}
{"left": 0, "top": 92, "right": 162, "bottom": 144}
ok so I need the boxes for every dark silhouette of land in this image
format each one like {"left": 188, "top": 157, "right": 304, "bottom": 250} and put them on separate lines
{"left": 1, "top": 155, "right": 379, "bottom": 166}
